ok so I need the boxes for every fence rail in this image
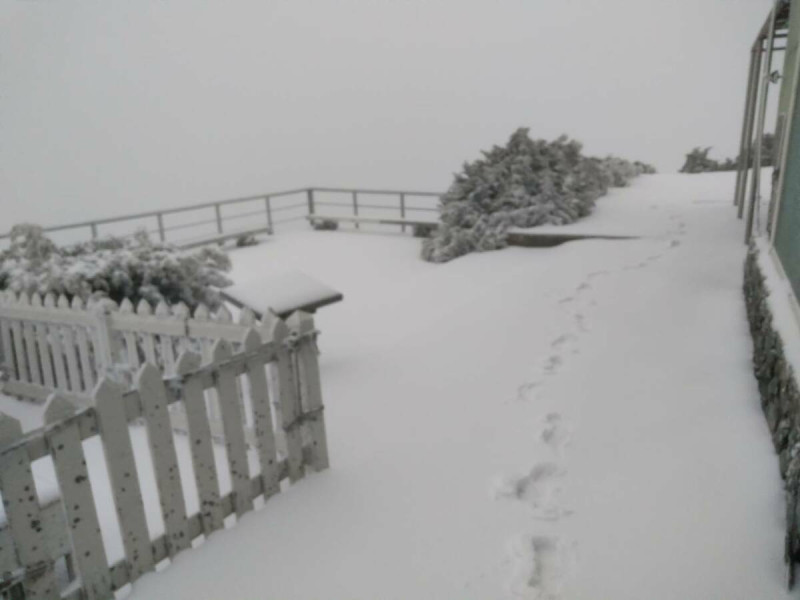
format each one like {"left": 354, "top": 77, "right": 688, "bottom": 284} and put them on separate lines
{"left": 0, "top": 306, "right": 328, "bottom": 599}
{"left": 0, "top": 187, "right": 443, "bottom": 249}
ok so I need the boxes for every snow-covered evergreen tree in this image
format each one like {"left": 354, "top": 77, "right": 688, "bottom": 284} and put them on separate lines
{"left": 0, "top": 226, "right": 232, "bottom": 310}
{"left": 422, "top": 128, "right": 653, "bottom": 263}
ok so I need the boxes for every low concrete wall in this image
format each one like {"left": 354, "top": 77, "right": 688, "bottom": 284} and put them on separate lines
{"left": 743, "top": 245, "right": 800, "bottom": 583}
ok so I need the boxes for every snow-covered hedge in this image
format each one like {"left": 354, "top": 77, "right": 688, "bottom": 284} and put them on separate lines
{"left": 421, "top": 128, "right": 654, "bottom": 263}
{"left": 0, "top": 225, "right": 232, "bottom": 310}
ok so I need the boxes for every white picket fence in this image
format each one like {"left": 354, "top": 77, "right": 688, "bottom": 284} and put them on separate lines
{"left": 0, "top": 290, "right": 324, "bottom": 443}
{"left": 0, "top": 313, "right": 328, "bottom": 599}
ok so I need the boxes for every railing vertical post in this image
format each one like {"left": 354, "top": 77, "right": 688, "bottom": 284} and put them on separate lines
{"left": 352, "top": 191, "right": 359, "bottom": 229}
{"left": 214, "top": 203, "right": 223, "bottom": 234}
{"left": 265, "top": 196, "right": 273, "bottom": 232}
{"left": 156, "top": 213, "right": 166, "bottom": 242}
{"left": 307, "top": 189, "right": 315, "bottom": 216}
{"left": 90, "top": 222, "right": 98, "bottom": 239}
{"left": 400, "top": 193, "right": 406, "bottom": 233}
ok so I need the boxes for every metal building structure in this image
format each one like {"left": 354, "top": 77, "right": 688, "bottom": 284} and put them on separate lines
{"left": 735, "top": 0, "right": 800, "bottom": 305}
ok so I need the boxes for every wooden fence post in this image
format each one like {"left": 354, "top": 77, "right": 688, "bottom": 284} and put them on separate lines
{"left": 44, "top": 395, "right": 112, "bottom": 600}
{"left": 262, "top": 311, "right": 304, "bottom": 483}
{"left": 352, "top": 192, "right": 360, "bottom": 229}
{"left": 0, "top": 414, "right": 60, "bottom": 600}
{"left": 287, "top": 312, "right": 329, "bottom": 471}
{"left": 93, "top": 379, "right": 154, "bottom": 580}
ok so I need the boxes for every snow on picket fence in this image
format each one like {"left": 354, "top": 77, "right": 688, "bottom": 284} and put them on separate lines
{"left": 0, "top": 293, "right": 329, "bottom": 599}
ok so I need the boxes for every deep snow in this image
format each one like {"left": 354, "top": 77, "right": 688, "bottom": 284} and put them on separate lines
{"left": 1, "top": 171, "right": 793, "bottom": 598}
{"left": 129, "top": 172, "right": 794, "bottom": 599}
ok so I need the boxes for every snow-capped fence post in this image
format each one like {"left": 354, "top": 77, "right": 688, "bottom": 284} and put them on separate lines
{"left": 287, "top": 311, "right": 329, "bottom": 471}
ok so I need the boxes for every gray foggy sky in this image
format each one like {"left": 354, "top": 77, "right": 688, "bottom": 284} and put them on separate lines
{"left": 0, "top": 0, "right": 775, "bottom": 227}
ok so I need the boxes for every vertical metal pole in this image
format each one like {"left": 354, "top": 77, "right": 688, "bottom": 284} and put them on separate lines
{"left": 90, "top": 223, "right": 98, "bottom": 239}
{"left": 307, "top": 189, "right": 315, "bottom": 216}
{"left": 734, "top": 46, "right": 760, "bottom": 206}
{"left": 746, "top": 6, "right": 778, "bottom": 243}
{"left": 739, "top": 41, "right": 764, "bottom": 218}
{"left": 156, "top": 213, "right": 166, "bottom": 242}
{"left": 214, "top": 204, "right": 223, "bottom": 234}
{"left": 352, "top": 191, "right": 359, "bottom": 229}
{"left": 400, "top": 193, "right": 406, "bottom": 233}
{"left": 265, "top": 196, "right": 273, "bottom": 233}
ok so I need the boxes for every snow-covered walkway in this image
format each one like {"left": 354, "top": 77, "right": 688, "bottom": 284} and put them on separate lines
{"left": 126, "top": 172, "right": 792, "bottom": 599}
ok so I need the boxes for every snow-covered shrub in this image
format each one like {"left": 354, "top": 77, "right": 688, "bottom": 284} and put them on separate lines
{"left": 421, "top": 128, "right": 652, "bottom": 263}
{"left": 236, "top": 233, "right": 259, "bottom": 247}
{"left": 412, "top": 223, "right": 437, "bottom": 238}
{"left": 312, "top": 219, "right": 339, "bottom": 231}
{"left": 0, "top": 226, "right": 232, "bottom": 310}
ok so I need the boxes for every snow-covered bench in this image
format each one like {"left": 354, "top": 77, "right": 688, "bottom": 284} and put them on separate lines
{"left": 306, "top": 214, "right": 438, "bottom": 230}
{"left": 176, "top": 225, "right": 273, "bottom": 250}
{"left": 221, "top": 270, "right": 343, "bottom": 319}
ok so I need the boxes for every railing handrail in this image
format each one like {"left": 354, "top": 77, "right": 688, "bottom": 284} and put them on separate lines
{"left": 0, "top": 186, "right": 443, "bottom": 241}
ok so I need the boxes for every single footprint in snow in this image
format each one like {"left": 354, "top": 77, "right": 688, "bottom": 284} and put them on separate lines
{"left": 550, "top": 334, "right": 575, "bottom": 350}
{"left": 517, "top": 382, "right": 541, "bottom": 402}
{"left": 507, "top": 535, "right": 576, "bottom": 599}
{"left": 576, "top": 282, "right": 591, "bottom": 292}
{"left": 540, "top": 413, "right": 572, "bottom": 456}
{"left": 492, "top": 463, "right": 567, "bottom": 520}
{"left": 669, "top": 239, "right": 681, "bottom": 248}
{"left": 588, "top": 270, "right": 609, "bottom": 278}
{"left": 543, "top": 355, "right": 563, "bottom": 374}
{"left": 558, "top": 296, "right": 574, "bottom": 305}
{"left": 574, "top": 314, "right": 587, "bottom": 332}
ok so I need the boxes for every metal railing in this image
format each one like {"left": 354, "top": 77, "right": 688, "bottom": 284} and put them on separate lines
{"left": 1, "top": 187, "right": 443, "bottom": 248}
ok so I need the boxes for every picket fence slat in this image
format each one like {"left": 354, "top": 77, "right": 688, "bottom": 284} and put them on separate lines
{"left": 76, "top": 327, "right": 96, "bottom": 392}
{"left": 34, "top": 321, "right": 55, "bottom": 389}
{"left": 23, "top": 320, "right": 42, "bottom": 386}
{"left": 47, "top": 324, "right": 71, "bottom": 393}
{"left": 60, "top": 325, "right": 82, "bottom": 394}
{"left": 136, "top": 364, "right": 190, "bottom": 556}
{"left": 242, "top": 329, "right": 279, "bottom": 497}
{"left": 0, "top": 414, "right": 60, "bottom": 600}
{"left": 44, "top": 395, "right": 112, "bottom": 600}
{"left": 10, "top": 320, "right": 28, "bottom": 382}
{"left": 0, "top": 318, "right": 15, "bottom": 377}
{"left": 211, "top": 340, "right": 253, "bottom": 517}
{"left": 93, "top": 379, "right": 154, "bottom": 580}
{"left": 176, "top": 351, "right": 224, "bottom": 536}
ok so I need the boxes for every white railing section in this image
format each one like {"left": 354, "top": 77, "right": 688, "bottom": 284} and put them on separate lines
{"left": 0, "top": 318, "right": 328, "bottom": 599}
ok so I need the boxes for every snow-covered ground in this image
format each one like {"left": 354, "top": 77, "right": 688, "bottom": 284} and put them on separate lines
{"left": 124, "top": 171, "right": 793, "bottom": 599}
{"left": 1, "top": 171, "right": 792, "bottom": 598}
